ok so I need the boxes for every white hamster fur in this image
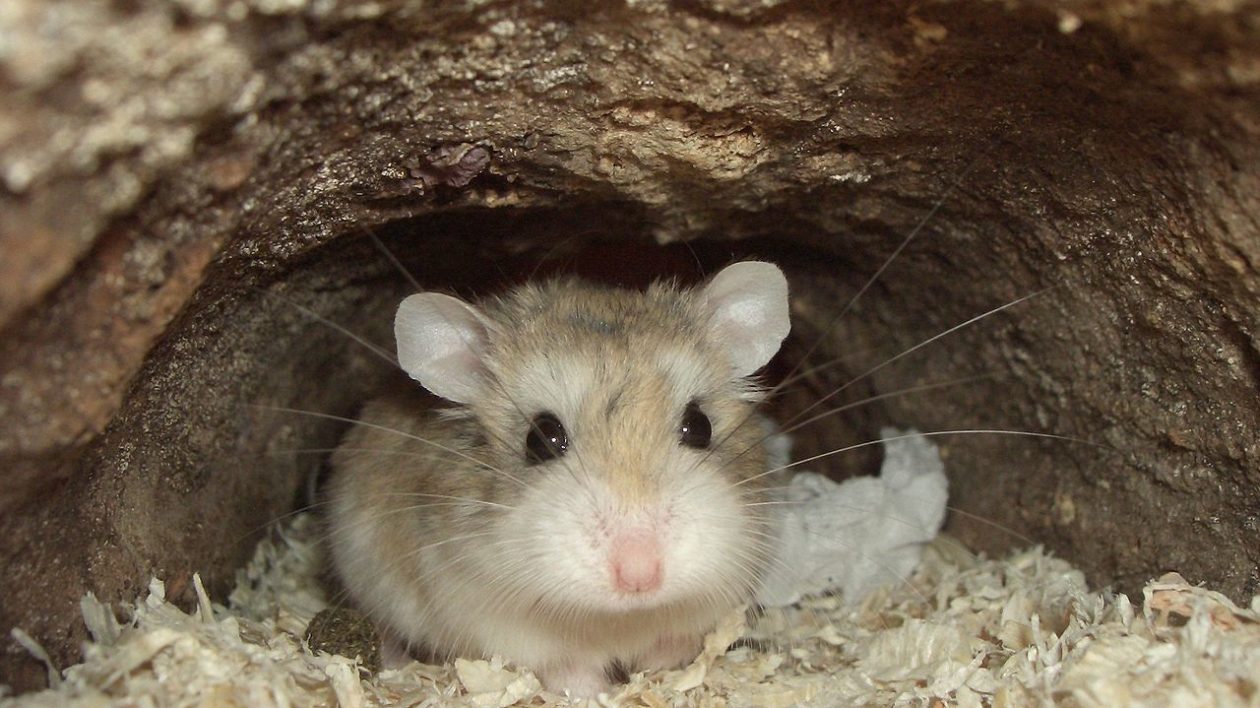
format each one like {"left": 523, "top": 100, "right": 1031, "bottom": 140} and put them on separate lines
{"left": 326, "top": 261, "right": 790, "bottom": 696}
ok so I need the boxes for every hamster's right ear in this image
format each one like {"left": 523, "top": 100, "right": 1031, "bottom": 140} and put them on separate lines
{"left": 395, "top": 293, "right": 490, "bottom": 404}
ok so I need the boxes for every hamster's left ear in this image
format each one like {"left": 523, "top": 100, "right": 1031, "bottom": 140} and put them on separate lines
{"left": 700, "top": 261, "right": 791, "bottom": 377}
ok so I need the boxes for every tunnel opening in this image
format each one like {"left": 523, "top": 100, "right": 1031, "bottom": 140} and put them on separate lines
{"left": 239, "top": 201, "right": 1076, "bottom": 574}
{"left": 246, "top": 209, "right": 907, "bottom": 519}
{"left": 2, "top": 0, "right": 1258, "bottom": 697}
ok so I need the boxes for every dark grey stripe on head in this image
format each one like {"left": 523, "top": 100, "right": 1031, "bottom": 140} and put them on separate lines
{"left": 604, "top": 384, "right": 626, "bottom": 421}
{"left": 569, "top": 311, "right": 621, "bottom": 334}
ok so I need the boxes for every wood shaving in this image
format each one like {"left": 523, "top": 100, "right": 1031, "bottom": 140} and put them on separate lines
{"left": 5, "top": 515, "right": 1259, "bottom": 707}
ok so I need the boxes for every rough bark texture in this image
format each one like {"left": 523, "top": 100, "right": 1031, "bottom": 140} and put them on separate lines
{"left": 2, "top": 0, "right": 1258, "bottom": 692}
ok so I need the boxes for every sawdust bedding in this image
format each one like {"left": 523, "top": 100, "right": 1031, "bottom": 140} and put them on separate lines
{"left": 5, "top": 506, "right": 1259, "bottom": 708}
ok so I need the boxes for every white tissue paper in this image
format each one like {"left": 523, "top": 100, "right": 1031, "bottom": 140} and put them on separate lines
{"left": 755, "top": 426, "right": 949, "bottom": 607}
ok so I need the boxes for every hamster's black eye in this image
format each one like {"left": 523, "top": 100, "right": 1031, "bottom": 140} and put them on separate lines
{"left": 679, "top": 402, "right": 712, "bottom": 449}
{"left": 526, "top": 412, "right": 568, "bottom": 464}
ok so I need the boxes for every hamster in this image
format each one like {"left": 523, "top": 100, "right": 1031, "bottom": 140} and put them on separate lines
{"left": 326, "top": 261, "right": 791, "bottom": 697}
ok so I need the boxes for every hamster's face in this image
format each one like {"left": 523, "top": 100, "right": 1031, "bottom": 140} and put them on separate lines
{"left": 462, "top": 285, "right": 778, "bottom": 618}
{"left": 392, "top": 262, "right": 791, "bottom": 622}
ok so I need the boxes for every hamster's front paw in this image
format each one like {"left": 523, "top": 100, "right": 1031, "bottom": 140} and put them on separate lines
{"left": 638, "top": 633, "right": 703, "bottom": 672}
{"left": 539, "top": 662, "right": 612, "bottom": 698}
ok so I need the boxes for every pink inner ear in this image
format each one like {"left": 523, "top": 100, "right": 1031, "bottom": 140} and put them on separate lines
{"left": 702, "top": 262, "right": 790, "bottom": 377}
{"left": 394, "top": 292, "right": 489, "bottom": 404}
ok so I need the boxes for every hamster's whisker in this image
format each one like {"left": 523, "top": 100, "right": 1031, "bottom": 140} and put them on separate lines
{"left": 356, "top": 535, "right": 524, "bottom": 640}
{"left": 936, "top": 505, "right": 1035, "bottom": 544}
{"left": 299, "top": 504, "right": 503, "bottom": 554}
{"left": 720, "top": 373, "right": 996, "bottom": 473}
{"left": 401, "top": 531, "right": 500, "bottom": 561}
{"left": 362, "top": 225, "right": 423, "bottom": 292}
{"left": 695, "top": 155, "right": 986, "bottom": 471}
{"left": 688, "top": 286, "right": 1037, "bottom": 484}
{"left": 262, "top": 286, "right": 399, "bottom": 367}
{"left": 780, "top": 154, "right": 988, "bottom": 388}
{"left": 372, "top": 501, "right": 508, "bottom": 517}
{"left": 781, "top": 373, "right": 994, "bottom": 438}
{"left": 401, "top": 553, "right": 509, "bottom": 641}
{"left": 249, "top": 405, "right": 526, "bottom": 486}
{"left": 450, "top": 542, "right": 562, "bottom": 622}
{"left": 272, "top": 446, "right": 472, "bottom": 469}
{"left": 771, "top": 344, "right": 877, "bottom": 392}
{"left": 752, "top": 529, "right": 934, "bottom": 637}
{"left": 509, "top": 570, "right": 571, "bottom": 623}
{"left": 741, "top": 498, "right": 947, "bottom": 538}
{"left": 227, "top": 500, "right": 332, "bottom": 548}
{"left": 275, "top": 445, "right": 450, "bottom": 457}
{"left": 830, "top": 543, "right": 932, "bottom": 608}
{"left": 742, "top": 493, "right": 1036, "bottom": 545}
{"left": 783, "top": 290, "right": 1049, "bottom": 436}
{"left": 326, "top": 529, "right": 512, "bottom": 599}
{"left": 737, "top": 428, "right": 1114, "bottom": 489}
{"left": 374, "top": 492, "right": 516, "bottom": 510}
{"left": 750, "top": 483, "right": 796, "bottom": 496}
{"left": 680, "top": 512, "right": 784, "bottom": 584}
{"left": 719, "top": 533, "right": 784, "bottom": 577}
{"left": 321, "top": 586, "right": 356, "bottom": 615}
{"left": 416, "top": 549, "right": 515, "bottom": 598}
{"left": 727, "top": 547, "right": 778, "bottom": 588}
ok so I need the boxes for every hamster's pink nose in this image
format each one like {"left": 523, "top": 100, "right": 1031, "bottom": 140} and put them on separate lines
{"left": 610, "top": 530, "right": 663, "bottom": 594}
